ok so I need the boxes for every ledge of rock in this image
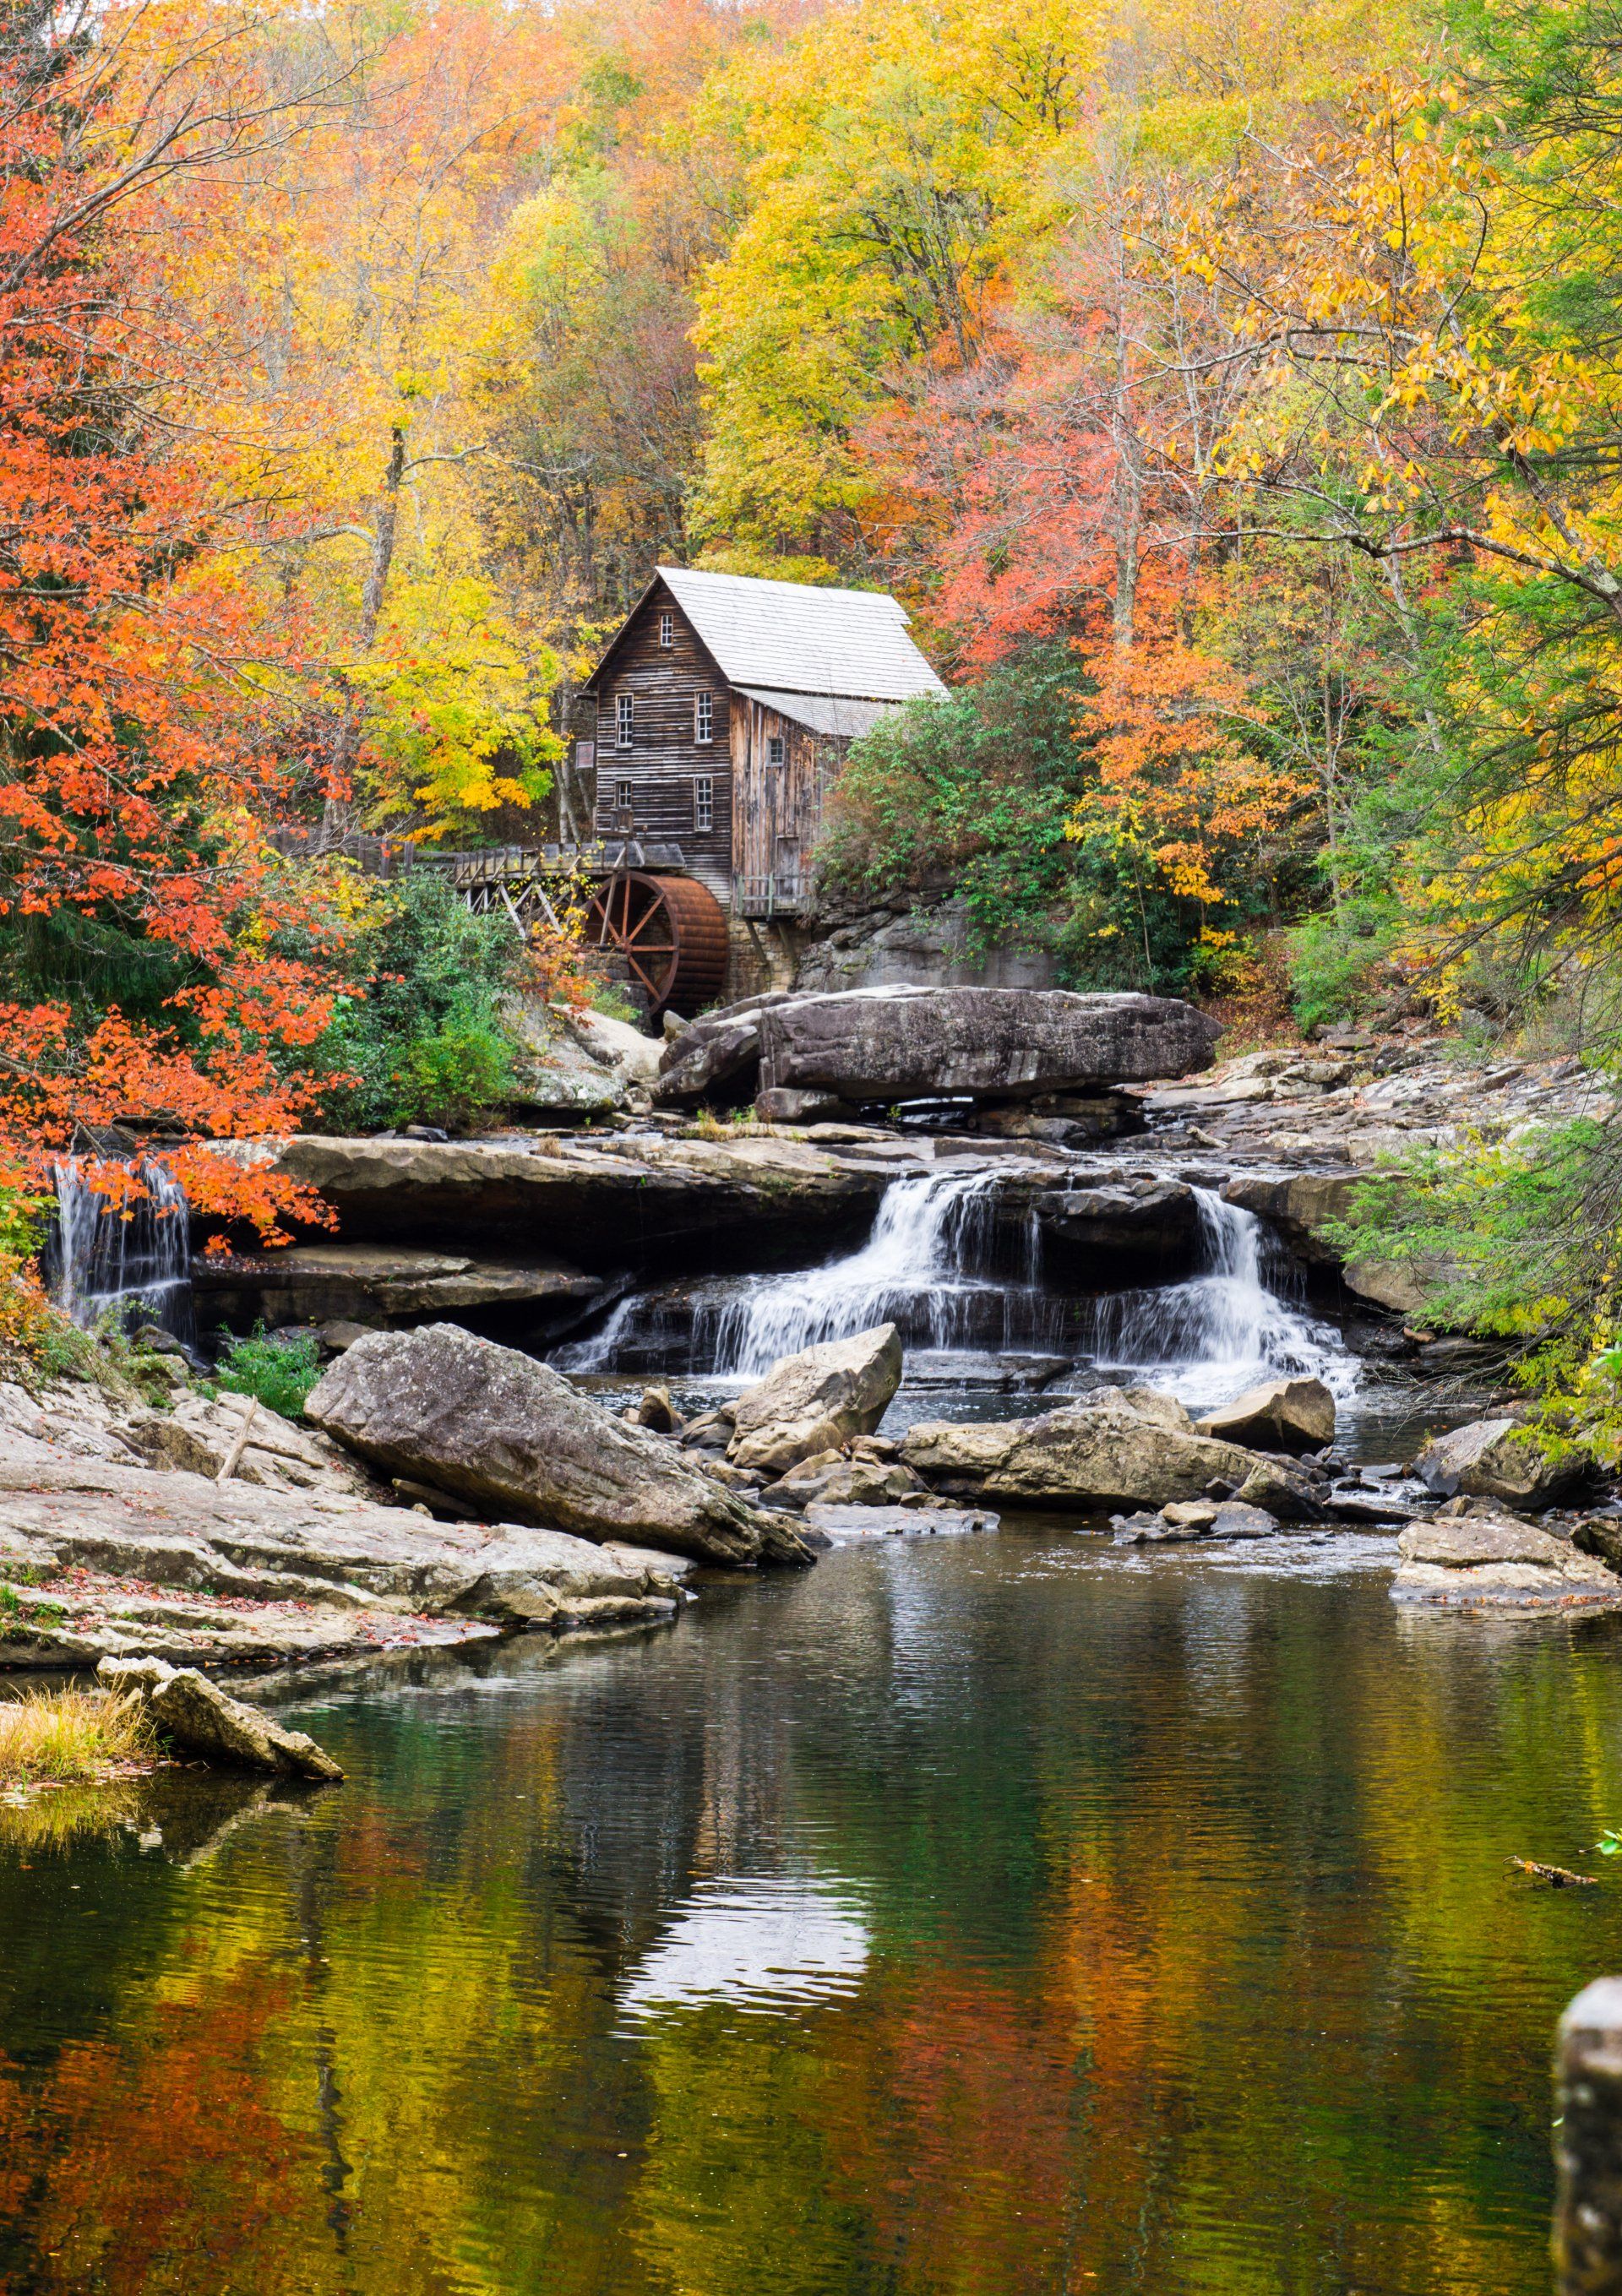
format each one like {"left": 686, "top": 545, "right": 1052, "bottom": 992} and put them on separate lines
{"left": 194, "top": 1243, "right": 603, "bottom": 1330}
{"left": 0, "top": 1415, "right": 686, "bottom": 1668}
{"left": 98, "top": 1655, "right": 345, "bottom": 1780}
{"left": 901, "top": 1388, "right": 1259, "bottom": 1510}
{"left": 234, "top": 1133, "right": 889, "bottom": 1268}
{"left": 1392, "top": 1507, "right": 1622, "bottom": 1608}
{"left": 308, "top": 1323, "right": 814, "bottom": 1568}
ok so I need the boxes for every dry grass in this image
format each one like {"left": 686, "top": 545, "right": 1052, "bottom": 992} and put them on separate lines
{"left": 0, "top": 1687, "right": 155, "bottom": 1787}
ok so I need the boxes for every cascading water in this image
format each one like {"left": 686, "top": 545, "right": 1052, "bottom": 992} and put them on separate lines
{"left": 1084, "top": 1188, "right": 1356, "bottom": 1413}
{"left": 703, "top": 1167, "right": 1040, "bottom": 1375}
{"left": 555, "top": 1167, "right": 1360, "bottom": 1412}
{"left": 46, "top": 1157, "right": 195, "bottom": 1343}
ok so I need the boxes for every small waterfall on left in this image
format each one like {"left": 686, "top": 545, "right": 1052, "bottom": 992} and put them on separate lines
{"left": 45, "top": 1157, "right": 195, "bottom": 1343}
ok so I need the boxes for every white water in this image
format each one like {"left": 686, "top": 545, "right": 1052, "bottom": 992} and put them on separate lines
{"left": 701, "top": 1167, "right": 1039, "bottom": 1377}
{"left": 47, "top": 1157, "right": 194, "bottom": 1341}
{"left": 557, "top": 1167, "right": 1360, "bottom": 1411}
{"left": 1084, "top": 1189, "right": 1358, "bottom": 1414}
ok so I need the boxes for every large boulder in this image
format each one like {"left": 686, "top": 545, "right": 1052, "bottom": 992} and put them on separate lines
{"left": 901, "top": 1388, "right": 1257, "bottom": 1509}
{"left": 1412, "top": 1417, "right": 1589, "bottom": 1507}
{"left": 308, "top": 1324, "right": 812, "bottom": 1567}
{"left": 1035, "top": 1180, "right": 1201, "bottom": 1279}
{"left": 728, "top": 1324, "right": 904, "bottom": 1476}
{"left": 97, "top": 1655, "right": 344, "bottom": 1780}
{"left": 1197, "top": 1378, "right": 1336, "bottom": 1455}
{"left": 757, "top": 987, "right": 1221, "bottom": 1104}
{"left": 1392, "top": 1509, "right": 1622, "bottom": 1608}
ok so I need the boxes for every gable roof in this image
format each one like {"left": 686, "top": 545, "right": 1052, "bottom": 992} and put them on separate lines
{"left": 588, "top": 566, "right": 948, "bottom": 703}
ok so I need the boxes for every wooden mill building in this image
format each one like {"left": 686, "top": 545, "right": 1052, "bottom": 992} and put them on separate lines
{"left": 576, "top": 567, "right": 944, "bottom": 1009}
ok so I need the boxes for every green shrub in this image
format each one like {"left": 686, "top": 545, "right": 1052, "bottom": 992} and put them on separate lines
{"left": 214, "top": 1325, "right": 324, "bottom": 1420}
{"left": 308, "top": 873, "right": 525, "bottom": 1133}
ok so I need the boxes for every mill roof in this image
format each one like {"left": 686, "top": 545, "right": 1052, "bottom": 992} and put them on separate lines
{"left": 589, "top": 566, "right": 948, "bottom": 703}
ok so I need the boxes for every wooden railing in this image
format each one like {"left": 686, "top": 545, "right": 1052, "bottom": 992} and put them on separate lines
{"left": 733, "top": 871, "right": 810, "bottom": 918}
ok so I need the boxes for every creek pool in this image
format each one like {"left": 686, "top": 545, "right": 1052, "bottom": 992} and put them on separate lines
{"left": 4, "top": 1528, "right": 1621, "bottom": 2295}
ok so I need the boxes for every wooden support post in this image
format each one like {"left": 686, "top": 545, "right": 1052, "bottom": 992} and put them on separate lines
{"left": 1556, "top": 1978, "right": 1622, "bottom": 2292}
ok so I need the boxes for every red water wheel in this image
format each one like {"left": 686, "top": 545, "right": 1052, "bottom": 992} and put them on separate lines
{"left": 585, "top": 871, "right": 729, "bottom": 1016}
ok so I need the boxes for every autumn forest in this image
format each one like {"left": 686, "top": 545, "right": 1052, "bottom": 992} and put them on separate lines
{"left": 2, "top": 0, "right": 1622, "bottom": 1360}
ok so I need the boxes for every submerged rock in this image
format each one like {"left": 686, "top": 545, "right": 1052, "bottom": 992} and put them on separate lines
{"left": 728, "top": 1324, "right": 904, "bottom": 1476}
{"left": 1412, "top": 1417, "right": 1589, "bottom": 1508}
{"left": 1197, "top": 1377, "right": 1336, "bottom": 1455}
{"left": 1113, "top": 1499, "right": 1280, "bottom": 1544}
{"left": 1392, "top": 1507, "right": 1622, "bottom": 1608}
{"left": 901, "top": 1388, "right": 1257, "bottom": 1510}
{"left": 308, "top": 1323, "right": 813, "bottom": 1567}
{"left": 97, "top": 1654, "right": 345, "bottom": 1781}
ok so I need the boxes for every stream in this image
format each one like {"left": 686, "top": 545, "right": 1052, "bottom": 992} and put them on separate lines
{"left": 3, "top": 1539, "right": 1621, "bottom": 2292}
{"left": 4, "top": 1156, "right": 1598, "bottom": 2292}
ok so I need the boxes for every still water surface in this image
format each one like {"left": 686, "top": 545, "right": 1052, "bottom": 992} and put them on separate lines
{"left": 4, "top": 1528, "right": 1622, "bottom": 2295}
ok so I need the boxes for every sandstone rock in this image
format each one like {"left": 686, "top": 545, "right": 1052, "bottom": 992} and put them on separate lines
{"left": 0, "top": 1419, "right": 687, "bottom": 1665}
{"left": 728, "top": 1324, "right": 904, "bottom": 1476}
{"left": 1035, "top": 1180, "right": 1200, "bottom": 1276}
{"left": 762, "top": 1451, "right": 921, "bottom": 1510}
{"left": 246, "top": 1132, "right": 888, "bottom": 1265}
{"left": 1113, "top": 1499, "right": 1278, "bottom": 1543}
{"left": 308, "top": 1324, "right": 812, "bottom": 1567}
{"left": 1392, "top": 1510, "right": 1622, "bottom": 1608}
{"left": 1412, "top": 1417, "right": 1589, "bottom": 1507}
{"left": 655, "top": 1011, "right": 766, "bottom": 1104}
{"left": 803, "top": 1501, "right": 1000, "bottom": 1540}
{"left": 98, "top": 1655, "right": 345, "bottom": 1780}
{"left": 1197, "top": 1378, "right": 1335, "bottom": 1455}
{"left": 194, "top": 1243, "right": 602, "bottom": 1330}
{"left": 1232, "top": 1457, "right": 1327, "bottom": 1521}
{"left": 754, "top": 1087, "right": 857, "bottom": 1124}
{"left": 634, "top": 1385, "right": 680, "bottom": 1434}
{"left": 757, "top": 987, "right": 1221, "bottom": 1104}
{"left": 901, "top": 1389, "right": 1257, "bottom": 1510}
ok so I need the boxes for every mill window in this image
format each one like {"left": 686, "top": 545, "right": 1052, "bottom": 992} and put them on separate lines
{"left": 766, "top": 734, "right": 786, "bottom": 767}
{"left": 695, "top": 692, "right": 714, "bottom": 744}
{"left": 694, "top": 775, "right": 714, "bottom": 833}
{"left": 614, "top": 776, "right": 634, "bottom": 812}
{"left": 615, "top": 693, "right": 634, "bottom": 749}
{"left": 658, "top": 610, "right": 673, "bottom": 649}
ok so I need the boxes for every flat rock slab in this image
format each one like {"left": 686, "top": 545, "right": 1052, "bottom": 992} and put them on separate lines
{"left": 195, "top": 1243, "right": 602, "bottom": 1325}
{"left": 0, "top": 1424, "right": 682, "bottom": 1666}
{"left": 1392, "top": 1511, "right": 1622, "bottom": 1608}
{"left": 758, "top": 987, "right": 1221, "bottom": 1104}
{"left": 240, "top": 1134, "right": 892, "bottom": 1262}
{"left": 803, "top": 1503, "right": 1000, "bottom": 1540}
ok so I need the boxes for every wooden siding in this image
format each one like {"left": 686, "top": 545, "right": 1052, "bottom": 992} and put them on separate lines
{"left": 730, "top": 699, "right": 838, "bottom": 909}
{"left": 589, "top": 578, "right": 734, "bottom": 900}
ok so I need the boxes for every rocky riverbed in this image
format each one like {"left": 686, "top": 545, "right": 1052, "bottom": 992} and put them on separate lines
{"left": 15, "top": 992, "right": 1620, "bottom": 1673}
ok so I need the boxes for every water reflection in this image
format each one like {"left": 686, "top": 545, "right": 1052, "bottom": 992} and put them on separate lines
{"left": 2, "top": 1534, "right": 1621, "bottom": 2294}
{"left": 619, "top": 1875, "right": 870, "bottom": 2018}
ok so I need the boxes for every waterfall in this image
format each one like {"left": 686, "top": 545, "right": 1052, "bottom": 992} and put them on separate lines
{"left": 46, "top": 1157, "right": 195, "bottom": 1343}
{"left": 698, "top": 1175, "right": 1038, "bottom": 1368}
{"left": 1085, "top": 1188, "right": 1355, "bottom": 1412}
